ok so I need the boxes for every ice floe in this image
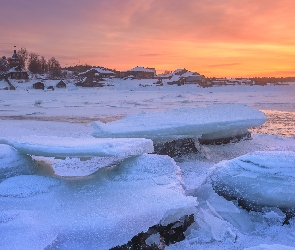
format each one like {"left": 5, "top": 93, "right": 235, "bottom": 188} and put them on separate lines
{"left": 92, "top": 104, "right": 266, "bottom": 143}
{"left": 210, "top": 151, "right": 295, "bottom": 210}
{"left": 0, "top": 144, "right": 37, "bottom": 181}
{"left": 0, "top": 136, "right": 154, "bottom": 158}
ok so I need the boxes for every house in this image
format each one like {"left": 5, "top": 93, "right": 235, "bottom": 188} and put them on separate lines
{"left": 56, "top": 80, "right": 66, "bottom": 88}
{"left": 76, "top": 77, "right": 104, "bottom": 87}
{"left": 157, "top": 73, "right": 173, "bottom": 79}
{"left": 167, "top": 69, "right": 205, "bottom": 86}
{"left": 6, "top": 49, "right": 28, "bottom": 79}
{"left": 78, "top": 67, "right": 115, "bottom": 80}
{"left": 33, "top": 81, "right": 45, "bottom": 90}
{"left": 120, "top": 66, "right": 156, "bottom": 79}
{"left": 8, "top": 66, "right": 29, "bottom": 79}
{"left": 76, "top": 67, "right": 115, "bottom": 87}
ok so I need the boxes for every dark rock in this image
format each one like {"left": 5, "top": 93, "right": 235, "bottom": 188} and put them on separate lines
{"left": 198, "top": 131, "right": 251, "bottom": 145}
{"left": 154, "top": 138, "right": 199, "bottom": 157}
{"left": 111, "top": 214, "right": 194, "bottom": 249}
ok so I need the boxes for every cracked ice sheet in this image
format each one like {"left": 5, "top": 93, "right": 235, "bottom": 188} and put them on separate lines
{"left": 0, "top": 135, "right": 154, "bottom": 158}
{"left": 0, "top": 154, "right": 197, "bottom": 250}
{"left": 92, "top": 104, "right": 266, "bottom": 142}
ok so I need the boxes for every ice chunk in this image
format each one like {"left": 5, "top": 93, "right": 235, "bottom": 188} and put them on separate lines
{"left": 184, "top": 208, "right": 237, "bottom": 243}
{"left": 92, "top": 104, "right": 266, "bottom": 143}
{"left": 197, "top": 184, "right": 255, "bottom": 233}
{"left": 0, "top": 144, "right": 37, "bottom": 181}
{"left": 52, "top": 156, "right": 123, "bottom": 177}
{"left": 0, "top": 175, "right": 60, "bottom": 198}
{"left": 244, "top": 244, "right": 295, "bottom": 250}
{"left": 0, "top": 136, "right": 154, "bottom": 158}
{"left": 0, "top": 154, "right": 197, "bottom": 249}
{"left": 210, "top": 151, "right": 295, "bottom": 209}
{"left": 112, "top": 154, "right": 184, "bottom": 189}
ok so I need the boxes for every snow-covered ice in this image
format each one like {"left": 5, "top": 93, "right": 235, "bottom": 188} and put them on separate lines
{"left": 0, "top": 175, "right": 60, "bottom": 198}
{"left": 0, "top": 144, "right": 37, "bottom": 180}
{"left": 210, "top": 151, "right": 295, "bottom": 209}
{"left": 0, "top": 136, "right": 153, "bottom": 158}
{"left": 52, "top": 156, "right": 123, "bottom": 177}
{"left": 0, "top": 153, "right": 197, "bottom": 250}
{"left": 93, "top": 104, "right": 266, "bottom": 143}
{"left": 244, "top": 244, "right": 295, "bottom": 250}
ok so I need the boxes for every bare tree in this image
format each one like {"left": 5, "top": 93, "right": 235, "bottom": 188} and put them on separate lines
{"left": 47, "top": 57, "right": 61, "bottom": 78}
{"left": 40, "top": 56, "right": 48, "bottom": 74}
{"left": 17, "top": 47, "right": 28, "bottom": 69}
{"left": 28, "top": 53, "right": 42, "bottom": 74}
{"left": 0, "top": 56, "right": 9, "bottom": 72}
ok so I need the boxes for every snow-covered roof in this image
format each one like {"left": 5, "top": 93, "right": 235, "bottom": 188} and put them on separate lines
{"left": 79, "top": 67, "right": 115, "bottom": 76}
{"left": 8, "top": 66, "right": 27, "bottom": 73}
{"left": 93, "top": 67, "right": 114, "bottom": 74}
{"left": 173, "top": 69, "right": 186, "bottom": 74}
{"left": 168, "top": 74, "right": 181, "bottom": 82}
{"left": 129, "top": 66, "right": 155, "bottom": 73}
{"left": 180, "top": 71, "right": 195, "bottom": 78}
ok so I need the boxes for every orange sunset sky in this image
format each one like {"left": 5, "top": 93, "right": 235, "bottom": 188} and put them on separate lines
{"left": 0, "top": 0, "right": 294, "bottom": 77}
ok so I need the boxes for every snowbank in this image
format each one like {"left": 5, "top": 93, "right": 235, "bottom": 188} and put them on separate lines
{"left": 0, "top": 136, "right": 154, "bottom": 158}
{"left": 0, "top": 144, "right": 37, "bottom": 180}
{"left": 92, "top": 104, "right": 266, "bottom": 143}
{"left": 210, "top": 151, "right": 295, "bottom": 209}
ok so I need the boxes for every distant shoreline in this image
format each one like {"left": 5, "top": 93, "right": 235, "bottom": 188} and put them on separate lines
{"left": 0, "top": 115, "right": 123, "bottom": 124}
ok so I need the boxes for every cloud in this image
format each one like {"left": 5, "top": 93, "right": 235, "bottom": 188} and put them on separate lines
{"left": 1, "top": 0, "right": 294, "bottom": 76}
{"left": 207, "top": 63, "right": 242, "bottom": 68}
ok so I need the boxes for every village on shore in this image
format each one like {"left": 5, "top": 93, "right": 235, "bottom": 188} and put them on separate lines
{"left": 1, "top": 48, "right": 294, "bottom": 91}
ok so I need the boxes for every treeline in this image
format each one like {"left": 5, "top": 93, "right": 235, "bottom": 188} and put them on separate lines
{"left": 17, "top": 48, "right": 62, "bottom": 78}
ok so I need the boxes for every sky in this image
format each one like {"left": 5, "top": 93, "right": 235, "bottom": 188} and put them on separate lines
{"left": 1, "top": 0, "right": 295, "bottom": 77}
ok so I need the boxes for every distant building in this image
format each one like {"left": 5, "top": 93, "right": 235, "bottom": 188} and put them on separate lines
{"left": 167, "top": 69, "right": 205, "bottom": 86}
{"left": 76, "top": 67, "right": 115, "bottom": 87}
{"left": 120, "top": 66, "right": 156, "bottom": 79}
{"left": 8, "top": 65, "right": 29, "bottom": 79}
{"left": 9, "top": 49, "right": 20, "bottom": 69}
{"left": 6, "top": 49, "right": 28, "bottom": 79}
{"left": 56, "top": 80, "right": 67, "bottom": 88}
{"left": 33, "top": 81, "right": 45, "bottom": 90}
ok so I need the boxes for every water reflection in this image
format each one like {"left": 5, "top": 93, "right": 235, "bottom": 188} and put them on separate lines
{"left": 250, "top": 110, "right": 295, "bottom": 137}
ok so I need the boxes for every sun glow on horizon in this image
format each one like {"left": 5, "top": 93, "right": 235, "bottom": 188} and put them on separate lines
{"left": 1, "top": 0, "right": 294, "bottom": 77}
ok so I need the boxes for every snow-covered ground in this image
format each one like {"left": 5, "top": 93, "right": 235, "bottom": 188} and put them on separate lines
{"left": 0, "top": 79, "right": 295, "bottom": 249}
{"left": 1, "top": 78, "right": 295, "bottom": 119}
